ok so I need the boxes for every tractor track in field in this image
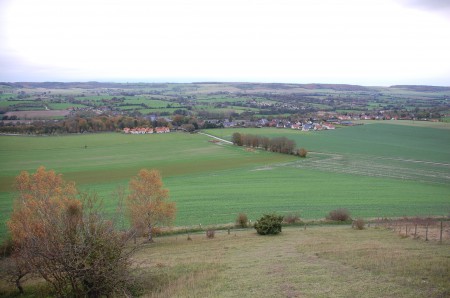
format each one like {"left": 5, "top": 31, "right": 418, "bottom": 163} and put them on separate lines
{"left": 278, "top": 151, "right": 450, "bottom": 185}
{"left": 198, "top": 134, "right": 450, "bottom": 184}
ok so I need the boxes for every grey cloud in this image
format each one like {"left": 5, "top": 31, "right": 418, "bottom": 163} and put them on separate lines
{"left": 397, "top": 0, "right": 450, "bottom": 16}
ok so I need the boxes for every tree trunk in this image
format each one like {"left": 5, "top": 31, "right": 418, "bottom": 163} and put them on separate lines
{"left": 148, "top": 223, "right": 153, "bottom": 242}
{"left": 15, "top": 277, "right": 24, "bottom": 295}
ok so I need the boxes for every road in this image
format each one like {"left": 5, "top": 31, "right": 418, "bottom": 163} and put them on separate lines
{"left": 197, "top": 132, "right": 233, "bottom": 144}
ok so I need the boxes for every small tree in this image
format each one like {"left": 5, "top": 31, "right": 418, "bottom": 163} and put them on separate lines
{"left": 231, "top": 132, "right": 243, "bottom": 146}
{"left": 181, "top": 123, "right": 195, "bottom": 132}
{"left": 236, "top": 213, "right": 248, "bottom": 228}
{"left": 127, "top": 169, "right": 176, "bottom": 242}
{"left": 354, "top": 218, "right": 365, "bottom": 230}
{"left": 254, "top": 214, "right": 284, "bottom": 235}
{"left": 297, "top": 148, "right": 308, "bottom": 158}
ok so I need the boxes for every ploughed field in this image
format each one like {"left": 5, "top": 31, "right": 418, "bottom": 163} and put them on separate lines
{"left": 0, "top": 123, "right": 449, "bottom": 239}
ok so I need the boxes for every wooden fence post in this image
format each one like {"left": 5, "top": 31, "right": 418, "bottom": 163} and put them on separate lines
{"left": 425, "top": 223, "right": 429, "bottom": 241}
{"left": 440, "top": 221, "right": 443, "bottom": 243}
{"left": 414, "top": 224, "right": 417, "bottom": 238}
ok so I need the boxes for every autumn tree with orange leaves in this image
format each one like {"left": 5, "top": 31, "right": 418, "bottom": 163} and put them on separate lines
{"left": 6, "top": 167, "right": 137, "bottom": 297}
{"left": 8, "top": 166, "right": 78, "bottom": 247}
{"left": 127, "top": 169, "right": 176, "bottom": 242}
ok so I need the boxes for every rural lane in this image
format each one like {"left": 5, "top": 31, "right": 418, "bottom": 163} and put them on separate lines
{"left": 197, "top": 132, "right": 233, "bottom": 144}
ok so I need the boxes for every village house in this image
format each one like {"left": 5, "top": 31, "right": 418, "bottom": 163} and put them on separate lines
{"left": 322, "top": 123, "right": 336, "bottom": 130}
{"left": 123, "top": 127, "right": 154, "bottom": 134}
{"left": 123, "top": 127, "right": 170, "bottom": 134}
{"left": 302, "top": 123, "right": 314, "bottom": 131}
{"left": 291, "top": 122, "right": 302, "bottom": 130}
{"left": 154, "top": 127, "right": 170, "bottom": 133}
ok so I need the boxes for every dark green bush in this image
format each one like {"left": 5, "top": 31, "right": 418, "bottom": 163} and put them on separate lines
{"left": 254, "top": 214, "right": 284, "bottom": 235}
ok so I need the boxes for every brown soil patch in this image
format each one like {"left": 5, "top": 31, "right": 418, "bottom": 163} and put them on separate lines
{"left": 5, "top": 110, "right": 70, "bottom": 119}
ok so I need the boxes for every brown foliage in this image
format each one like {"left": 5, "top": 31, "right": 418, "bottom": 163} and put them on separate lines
{"left": 7, "top": 167, "right": 138, "bottom": 297}
{"left": 126, "top": 169, "right": 176, "bottom": 241}
{"left": 8, "top": 166, "right": 78, "bottom": 245}
{"left": 354, "top": 218, "right": 365, "bottom": 230}
{"left": 327, "top": 208, "right": 351, "bottom": 221}
{"left": 233, "top": 133, "right": 299, "bottom": 155}
{"left": 297, "top": 148, "right": 308, "bottom": 158}
{"left": 206, "top": 230, "right": 215, "bottom": 239}
{"left": 283, "top": 213, "right": 301, "bottom": 224}
{"left": 236, "top": 213, "right": 249, "bottom": 228}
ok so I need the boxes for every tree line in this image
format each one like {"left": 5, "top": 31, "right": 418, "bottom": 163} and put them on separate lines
{"left": 231, "top": 132, "right": 307, "bottom": 157}
{"left": 3, "top": 167, "right": 175, "bottom": 297}
{"left": 0, "top": 115, "right": 171, "bottom": 134}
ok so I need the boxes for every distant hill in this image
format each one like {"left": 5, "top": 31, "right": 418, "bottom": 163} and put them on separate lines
{"left": 195, "top": 82, "right": 370, "bottom": 91}
{"left": 2, "top": 81, "right": 449, "bottom": 92}
{"left": 390, "top": 85, "right": 450, "bottom": 92}
{"left": 0, "top": 82, "right": 169, "bottom": 89}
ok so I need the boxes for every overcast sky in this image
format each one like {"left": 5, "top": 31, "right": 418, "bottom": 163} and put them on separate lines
{"left": 1, "top": 0, "right": 450, "bottom": 86}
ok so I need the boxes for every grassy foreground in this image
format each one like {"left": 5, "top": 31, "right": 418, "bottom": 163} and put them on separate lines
{"left": 133, "top": 226, "right": 450, "bottom": 297}
{"left": 3, "top": 226, "right": 447, "bottom": 297}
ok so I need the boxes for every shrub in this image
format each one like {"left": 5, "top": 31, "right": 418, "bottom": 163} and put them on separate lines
{"left": 297, "top": 148, "right": 308, "bottom": 158}
{"left": 206, "top": 229, "right": 215, "bottom": 239}
{"left": 254, "top": 214, "right": 284, "bottom": 235}
{"left": 354, "top": 218, "right": 365, "bottom": 230}
{"left": 283, "top": 213, "right": 301, "bottom": 224}
{"left": 236, "top": 213, "right": 248, "bottom": 228}
{"left": 327, "top": 208, "right": 351, "bottom": 221}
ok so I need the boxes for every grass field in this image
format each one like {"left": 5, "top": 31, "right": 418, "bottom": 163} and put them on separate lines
{"left": 0, "top": 123, "right": 449, "bottom": 240}
{"left": 2, "top": 226, "right": 448, "bottom": 297}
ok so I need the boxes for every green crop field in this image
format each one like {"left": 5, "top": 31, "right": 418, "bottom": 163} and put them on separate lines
{"left": 0, "top": 123, "right": 449, "bottom": 240}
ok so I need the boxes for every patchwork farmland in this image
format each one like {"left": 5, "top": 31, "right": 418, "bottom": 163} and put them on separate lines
{"left": 0, "top": 122, "right": 449, "bottom": 240}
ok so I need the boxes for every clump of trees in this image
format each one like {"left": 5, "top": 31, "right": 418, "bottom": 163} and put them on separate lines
{"left": 0, "top": 115, "right": 158, "bottom": 134}
{"left": 231, "top": 132, "right": 307, "bottom": 157}
{"left": 4, "top": 167, "right": 176, "bottom": 296}
{"left": 254, "top": 214, "right": 284, "bottom": 235}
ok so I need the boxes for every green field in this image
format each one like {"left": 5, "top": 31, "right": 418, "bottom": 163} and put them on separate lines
{"left": 0, "top": 123, "right": 449, "bottom": 239}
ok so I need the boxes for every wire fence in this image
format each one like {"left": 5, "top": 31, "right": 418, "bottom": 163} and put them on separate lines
{"left": 370, "top": 218, "right": 450, "bottom": 243}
